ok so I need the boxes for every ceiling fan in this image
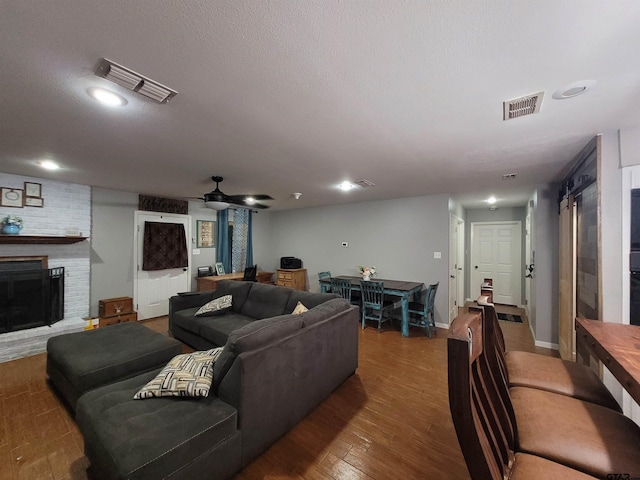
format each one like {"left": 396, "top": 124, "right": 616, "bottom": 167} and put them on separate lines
{"left": 199, "top": 176, "right": 273, "bottom": 210}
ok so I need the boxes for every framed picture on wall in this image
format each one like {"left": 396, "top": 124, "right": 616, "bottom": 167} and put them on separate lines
{"left": 24, "top": 196, "right": 44, "bottom": 207}
{"left": 196, "top": 220, "right": 215, "bottom": 248}
{"left": 1, "top": 188, "right": 23, "bottom": 208}
{"left": 215, "top": 262, "right": 225, "bottom": 275}
{"left": 24, "top": 182, "right": 42, "bottom": 198}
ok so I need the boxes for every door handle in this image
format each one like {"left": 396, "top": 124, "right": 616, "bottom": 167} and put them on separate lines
{"left": 474, "top": 266, "right": 478, "bottom": 269}
{"left": 450, "top": 275, "right": 455, "bottom": 279}
{"left": 183, "top": 267, "right": 188, "bottom": 272}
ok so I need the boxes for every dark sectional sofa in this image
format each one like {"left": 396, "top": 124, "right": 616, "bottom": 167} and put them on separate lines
{"left": 75, "top": 280, "right": 359, "bottom": 479}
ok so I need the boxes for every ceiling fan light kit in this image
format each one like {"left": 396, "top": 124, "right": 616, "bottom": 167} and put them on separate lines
{"left": 205, "top": 200, "right": 230, "bottom": 211}
{"left": 201, "top": 176, "right": 273, "bottom": 210}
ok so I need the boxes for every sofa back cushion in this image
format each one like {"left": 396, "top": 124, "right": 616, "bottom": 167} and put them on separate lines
{"left": 215, "top": 280, "right": 254, "bottom": 313}
{"left": 295, "top": 297, "right": 351, "bottom": 327}
{"left": 240, "top": 282, "right": 292, "bottom": 319}
{"left": 284, "top": 291, "right": 340, "bottom": 314}
{"left": 213, "top": 313, "right": 303, "bottom": 389}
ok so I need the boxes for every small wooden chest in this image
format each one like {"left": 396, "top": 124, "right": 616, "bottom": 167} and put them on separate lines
{"left": 99, "top": 297, "right": 134, "bottom": 318}
{"left": 99, "top": 312, "right": 138, "bottom": 328}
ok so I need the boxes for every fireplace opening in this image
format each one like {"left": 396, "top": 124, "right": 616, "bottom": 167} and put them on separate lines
{"left": 0, "top": 257, "right": 64, "bottom": 334}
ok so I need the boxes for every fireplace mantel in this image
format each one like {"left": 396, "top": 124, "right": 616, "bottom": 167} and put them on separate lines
{"left": 0, "top": 235, "right": 88, "bottom": 245}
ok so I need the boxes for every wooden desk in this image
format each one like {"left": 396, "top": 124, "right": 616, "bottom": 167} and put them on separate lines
{"left": 575, "top": 317, "right": 640, "bottom": 405}
{"left": 319, "top": 276, "right": 424, "bottom": 337}
{"left": 196, "top": 271, "right": 274, "bottom": 292}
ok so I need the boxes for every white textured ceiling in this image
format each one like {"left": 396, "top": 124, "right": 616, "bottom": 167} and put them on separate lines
{"left": 1, "top": 1, "right": 640, "bottom": 210}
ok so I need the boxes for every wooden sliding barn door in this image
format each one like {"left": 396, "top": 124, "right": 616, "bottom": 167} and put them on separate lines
{"left": 558, "top": 197, "right": 575, "bottom": 360}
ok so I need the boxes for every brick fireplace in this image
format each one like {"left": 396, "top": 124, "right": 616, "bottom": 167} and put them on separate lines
{"left": 0, "top": 173, "right": 91, "bottom": 362}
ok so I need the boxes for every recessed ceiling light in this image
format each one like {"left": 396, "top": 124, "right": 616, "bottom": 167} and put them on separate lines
{"left": 338, "top": 181, "right": 356, "bottom": 191}
{"left": 502, "top": 173, "right": 517, "bottom": 180}
{"left": 87, "top": 87, "right": 128, "bottom": 107}
{"left": 552, "top": 80, "right": 596, "bottom": 100}
{"left": 39, "top": 159, "right": 60, "bottom": 170}
{"left": 487, "top": 196, "right": 497, "bottom": 204}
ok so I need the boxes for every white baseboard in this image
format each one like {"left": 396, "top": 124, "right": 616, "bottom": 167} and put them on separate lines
{"left": 534, "top": 340, "right": 559, "bottom": 351}
{"left": 435, "top": 321, "right": 449, "bottom": 330}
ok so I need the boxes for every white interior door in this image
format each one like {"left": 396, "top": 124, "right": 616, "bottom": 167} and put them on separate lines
{"left": 449, "top": 214, "right": 459, "bottom": 323}
{"left": 471, "top": 222, "right": 522, "bottom": 305}
{"left": 449, "top": 214, "right": 464, "bottom": 323}
{"left": 134, "top": 211, "right": 191, "bottom": 320}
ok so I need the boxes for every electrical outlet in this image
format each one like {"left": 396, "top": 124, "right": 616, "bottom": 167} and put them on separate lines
{"left": 434, "top": 251, "right": 442, "bottom": 259}
{"left": 341, "top": 242, "right": 348, "bottom": 247}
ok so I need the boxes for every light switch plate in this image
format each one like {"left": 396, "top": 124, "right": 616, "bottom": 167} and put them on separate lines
{"left": 434, "top": 251, "right": 442, "bottom": 259}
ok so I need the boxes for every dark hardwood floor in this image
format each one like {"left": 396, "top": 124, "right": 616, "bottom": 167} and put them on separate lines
{"left": 0, "top": 306, "right": 551, "bottom": 480}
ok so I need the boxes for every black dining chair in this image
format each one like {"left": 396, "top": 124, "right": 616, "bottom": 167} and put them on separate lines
{"left": 407, "top": 282, "right": 439, "bottom": 337}
{"left": 360, "top": 280, "right": 394, "bottom": 332}
{"left": 242, "top": 265, "right": 257, "bottom": 282}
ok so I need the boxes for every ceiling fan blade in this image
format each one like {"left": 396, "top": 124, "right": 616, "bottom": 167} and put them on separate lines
{"left": 227, "top": 194, "right": 274, "bottom": 201}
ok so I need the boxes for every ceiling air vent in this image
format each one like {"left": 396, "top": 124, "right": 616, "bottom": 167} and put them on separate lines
{"left": 353, "top": 179, "right": 376, "bottom": 188}
{"left": 95, "top": 58, "right": 177, "bottom": 103}
{"left": 503, "top": 92, "right": 544, "bottom": 120}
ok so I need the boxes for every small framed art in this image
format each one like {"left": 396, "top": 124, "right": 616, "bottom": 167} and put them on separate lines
{"left": 196, "top": 220, "right": 215, "bottom": 248}
{"left": 215, "top": 262, "right": 226, "bottom": 275}
{"left": 1, "top": 188, "right": 23, "bottom": 208}
{"left": 24, "top": 197, "right": 44, "bottom": 207}
{"left": 24, "top": 182, "right": 42, "bottom": 198}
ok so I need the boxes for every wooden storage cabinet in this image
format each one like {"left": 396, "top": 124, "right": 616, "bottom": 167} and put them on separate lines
{"left": 98, "top": 296, "right": 137, "bottom": 327}
{"left": 276, "top": 268, "right": 307, "bottom": 291}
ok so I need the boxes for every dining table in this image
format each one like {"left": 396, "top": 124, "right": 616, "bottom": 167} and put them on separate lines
{"left": 319, "top": 275, "right": 424, "bottom": 337}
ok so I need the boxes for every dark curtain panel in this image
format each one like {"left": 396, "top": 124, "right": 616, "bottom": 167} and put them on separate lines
{"left": 216, "top": 210, "right": 231, "bottom": 274}
{"left": 142, "top": 222, "right": 188, "bottom": 271}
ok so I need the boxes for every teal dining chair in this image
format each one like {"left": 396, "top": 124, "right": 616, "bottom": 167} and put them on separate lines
{"left": 318, "top": 271, "right": 332, "bottom": 292}
{"left": 330, "top": 277, "right": 353, "bottom": 303}
{"left": 407, "top": 282, "right": 439, "bottom": 337}
{"left": 360, "top": 280, "right": 394, "bottom": 332}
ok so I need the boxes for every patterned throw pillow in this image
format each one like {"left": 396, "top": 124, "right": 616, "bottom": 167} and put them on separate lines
{"left": 292, "top": 301, "right": 308, "bottom": 314}
{"left": 133, "top": 347, "right": 224, "bottom": 399}
{"left": 195, "top": 295, "right": 232, "bottom": 316}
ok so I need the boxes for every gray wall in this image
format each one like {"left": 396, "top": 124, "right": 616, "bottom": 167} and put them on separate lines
{"left": 90, "top": 188, "right": 138, "bottom": 316}
{"left": 268, "top": 194, "right": 451, "bottom": 326}
{"left": 531, "top": 183, "right": 559, "bottom": 346}
{"left": 90, "top": 191, "right": 275, "bottom": 316}
{"left": 464, "top": 207, "right": 527, "bottom": 301}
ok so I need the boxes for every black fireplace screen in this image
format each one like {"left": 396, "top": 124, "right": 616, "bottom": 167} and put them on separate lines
{"left": 0, "top": 267, "right": 64, "bottom": 334}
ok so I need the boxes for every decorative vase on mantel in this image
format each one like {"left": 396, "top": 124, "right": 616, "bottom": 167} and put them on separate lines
{"left": 362, "top": 273, "right": 371, "bottom": 281}
{"left": 2, "top": 224, "right": 22, "bottom": 235}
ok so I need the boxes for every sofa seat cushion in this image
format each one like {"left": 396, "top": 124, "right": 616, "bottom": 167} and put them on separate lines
{"left": 171, "top": 307, "right": 214, "bottom": 335}
{"left": 511, "top": 386, "right": 640, "bottom": 478}
{"left": 505, "top": 350, "right": 620, "bottom": 411}
{"left": 240, "top": 282, "right": 293, "bottom": 319}
{"left": 199, "top": 313, "right": 255, "bottom": 347}
{"left": 76, "top": 369, "right": 240, "bottom": 480}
